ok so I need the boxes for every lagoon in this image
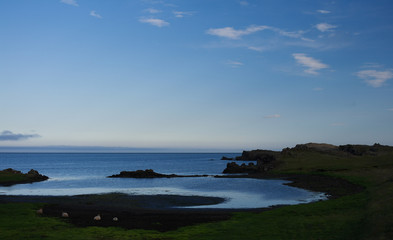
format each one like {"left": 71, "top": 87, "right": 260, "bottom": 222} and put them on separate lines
{"left": 0, "top": 153, "right": 326, "bottom": 208}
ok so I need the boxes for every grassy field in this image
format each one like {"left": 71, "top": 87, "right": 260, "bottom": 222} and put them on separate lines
{"left": 1, "top": 145, "right": 392, "bottom": 239}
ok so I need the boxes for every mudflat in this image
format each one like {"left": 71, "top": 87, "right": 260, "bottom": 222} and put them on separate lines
{"left": 0, "top": 193, "right": 235, "bottom": 231}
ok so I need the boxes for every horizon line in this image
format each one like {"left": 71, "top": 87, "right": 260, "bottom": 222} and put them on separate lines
{"left": 0, "top": 145, "right": 245, "bottom": 153}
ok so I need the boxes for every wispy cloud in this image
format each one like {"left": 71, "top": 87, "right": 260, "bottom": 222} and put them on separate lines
{"left": 206, "top": 25, "right": 269, "bottom": 39}
{"left": 145, "top": 8, "right": 162, "bottom": 14}
{"left": 207, "top": 25, "right": 311, "bottom": 43}
{"left": 173, "top": 11, "right": 194, "bottom": 18}
{"left": 240, "top": 1, "right": 249, "bottom": 6}
{"left": 90, "top": 10, "right": 102, "bottom": 19}
{"left": 313, "top": 87, "right": 324, "bottom": 91}
{"left": 248, "top": 46, "right": 265, "bottom": 52}
{"left": 361, "top": 63, "right": 384, "bottom": 69}
{"left": 316, "top": 23, "right": 337, "bottom": 32}
{"left": 264, "top": 114, "right": 281, "bottom": 119}
{"left": 388, "top": 108, "right": 393, "bottom": 111}
{"left": 271, "top": 28, "right": 304, "bottom": 38}
{"left": 356, "top": 70, "right": 393, "bottom": 87}
{"left": 139, "top": 18, "right": 169, "bottom": 27}
{"left": 0, "top": 130, "right": 40, "bottom": 141}
{"left": 226, "top": 60, "right": 244, "bottom": 68}
{"left": 293, "top": 53, "right": 329, "bottom": 75}
{"left": 317, "top": 10, "right": 330, "bottom": 14}
{"left": 60, "top": 0, "right": 78, "bottom": 7}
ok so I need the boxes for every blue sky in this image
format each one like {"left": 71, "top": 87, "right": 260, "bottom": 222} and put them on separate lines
{"left": 1, "top": 0, "right": 393, "bottom": 152}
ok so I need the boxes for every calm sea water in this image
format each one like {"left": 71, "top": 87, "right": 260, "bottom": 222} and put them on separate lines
{"left": 0, "top": 153, "right": 326, "bottom": 208}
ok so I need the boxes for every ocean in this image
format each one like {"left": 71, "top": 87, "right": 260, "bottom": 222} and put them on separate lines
{"left": 0, "top": 153, "right": 326, "bottom": 208}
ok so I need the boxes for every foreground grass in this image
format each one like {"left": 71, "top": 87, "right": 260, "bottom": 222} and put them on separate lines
{"left": 0, "top": 195, "right": 368, "bottom": 240}
{"left": 1, "top": 147, "right": 392, "bottom": 239}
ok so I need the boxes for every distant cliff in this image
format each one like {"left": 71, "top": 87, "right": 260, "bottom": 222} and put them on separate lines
{"left": 222, "top": 143, "right": 393, "bottom": 174}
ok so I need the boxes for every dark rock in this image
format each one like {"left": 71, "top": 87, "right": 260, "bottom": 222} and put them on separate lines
{"left": 108, "top": 169, "right": 209, "bottom": 178}
{"left": 222, "top": 150, "right": 279, "bottom": 174}
{"left": 281, "top": 143, "right": 339, "bottom": 157}
{"left": 109, "top": 169, "right": 171, "bottom": 178}
{"left": 286, "top": 143, "right": 338, "bottom": 153}
{"left": 338, "top": 143, "right": 393, "bottom": 156}
{"left": 237, "top": 150, "right": 280, "bottom": 161}
{"left": 1, "top": 168, "right": 23, "bottom": 174}
{"left": 221, "top": 156, "right": 233, "bottom": 160}
{"left": 27, "top": 169, "right": 49, "bottom": 181}
{"left": 222, "top": 162, "right": 258, "bottom": 174}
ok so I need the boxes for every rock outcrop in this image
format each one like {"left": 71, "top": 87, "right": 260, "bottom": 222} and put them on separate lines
{"left": 223, "top": 150, "right": 280, "bottom": 162}
{"left": 0, "top": 168, "right": 49, "bottom": 186}
{"left": 280, "top": 142, "right": 393, "bottom": 156}
{"left": 222, "top": 148, "right": 280, "bottom": 174}
{"left": 26, "top": 169, "right": 49, "bottom": 181}
{"left": 222, "top": 162, "right": 257, "bottom": 174}
{"left": 108, "top": 169, "right": 208, "bottom": 178}
{"left": 338, "top": 143, "right": 393, "bottom": 156}
{"left": 238, "top": 150, "right": 280, "bottom": 161}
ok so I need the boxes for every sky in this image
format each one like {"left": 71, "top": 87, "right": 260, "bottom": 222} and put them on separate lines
{"left": 1, "top": 0, "right": 393, "bottom": 152}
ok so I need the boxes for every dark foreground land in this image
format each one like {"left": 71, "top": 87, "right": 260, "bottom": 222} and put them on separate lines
{"left": 1, "top": 143, "right": 393, "bottom": 239}
{"left": 0, "top": 194, "right": 232, "bottom": 232}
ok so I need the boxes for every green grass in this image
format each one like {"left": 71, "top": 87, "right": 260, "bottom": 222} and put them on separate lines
{"left": 0, "top": 172, "right": 31, "bottom": 184}
{"left": 1, "top": 148, "right": 393, "bottom": 239}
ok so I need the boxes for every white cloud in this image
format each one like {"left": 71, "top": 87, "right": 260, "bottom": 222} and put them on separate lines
{"left": 173, "top": 11, "right": 193, "bottom": 18}
{"left": 240, "top": 1, "right": 249, "bottom": 6}
{"left": 264, "top": 114, "right": 281, "bottom": 119}
{"left": 139, "top": 18, "right": 169, "bottom": 27}
{"left": 248, "top": 46, "right": 264, "bottom": 52}
{"left": 356, "top": 70, "right": 393, "bottom": 87}
{"left": 316, "top": 23, "right": 337, "bottom": 32}
{"left": 317, "top": 10, "right": 330, "bottom": 14}
{"left": 60, "top": 0, "right": 78, "bottom": 7}
{"left": 206, "top": 25, "right": 269, "bottom": 39}
{"left": 388, "top": 108, "right": 393, "bottom": 111}
{"left": 293, "top": 53, "right": 329, "bottom": 75}
{"left": 145, "top": 8, "right": 161, "bottom": 14}
{"left": 313, "top": 87, "right": 324, "bottom": 91}
{"left": 90, "top": 10, "right": 102, "bottom": 19}
{"left": 226, "top": 60, "right": 244, "bottom": 68}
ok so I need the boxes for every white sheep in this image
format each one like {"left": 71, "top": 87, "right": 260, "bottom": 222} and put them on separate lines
{"left": 62, "top": 212, "right": 69, "bottom": 218}
{"left": 36, "top": 208, "right": 43, "bottom": 214}
{"left": 93, "top": 214, "right": 101, "bottom": 221}
{"left": 113, "top": 217, "right": 118, "bottom": 221}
